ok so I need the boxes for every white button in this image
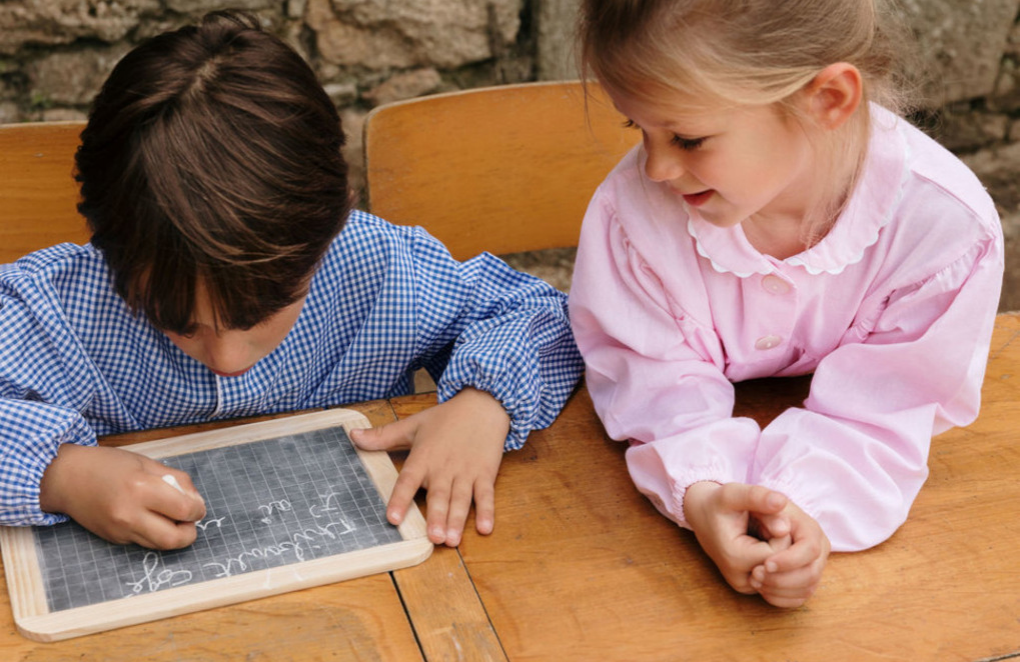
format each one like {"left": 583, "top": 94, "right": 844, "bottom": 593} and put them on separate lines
{"left": 755, "top": 335, "right": 783, "bottom": 350}
{"left": 761, "top": 274, "right": 791, "bottom": 295}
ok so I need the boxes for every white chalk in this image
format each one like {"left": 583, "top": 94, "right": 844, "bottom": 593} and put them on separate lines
{"left": 162, "top": 474, "right": 186, "bottom": 495}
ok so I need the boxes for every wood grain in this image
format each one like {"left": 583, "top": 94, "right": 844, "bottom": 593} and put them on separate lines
{"left": 0, "top": 402, "right": 430, "bottom": 659}
{"left": 364, "top": 81, "right": 638, "bottom": 260}
{"left": 447, "top": 314, "right": 1020, "bottom": 662}
{"left": 0, "top": 570, "right": 424, "bottom": 661}
{"left": 0, "top": 409, "right": 432, "bottom": 642}
{"left": 356, "top": 398, "right": 509, "bottom": 662}
{"left": 0, "top": 121, "right": 90, "bottom": 264}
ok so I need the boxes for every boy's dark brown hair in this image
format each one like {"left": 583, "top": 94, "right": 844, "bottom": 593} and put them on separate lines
{"left": 75, "top": 10, "right": 351, "bottom": 333}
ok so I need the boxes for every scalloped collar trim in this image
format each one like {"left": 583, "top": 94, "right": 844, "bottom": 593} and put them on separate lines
{"left": 687, "top": 104, "right": 909, "bottom": 277}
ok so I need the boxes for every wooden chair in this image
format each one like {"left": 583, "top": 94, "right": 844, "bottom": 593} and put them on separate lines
{"left": 1, "top": 81, "right": 637, "bottom": 266}
{"left": 0, "top": 121, "right": 90, "bottom": 265}
{"left": 363, "top": 80, "right": 638, "bottom": 260}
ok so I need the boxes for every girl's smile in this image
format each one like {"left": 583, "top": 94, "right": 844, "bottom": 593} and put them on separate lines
{"left": 611, "top": 88, "right": 820, "bottom": 250}
{"left": 681, "top": 189, "right": 714, "bottom": 207}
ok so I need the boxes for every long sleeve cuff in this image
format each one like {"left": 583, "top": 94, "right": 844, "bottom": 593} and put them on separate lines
{"left": 0, "top": 400, "right": 96, "bottom": 526}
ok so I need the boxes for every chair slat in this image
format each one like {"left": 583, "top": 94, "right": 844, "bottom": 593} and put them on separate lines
{"left": 364, "top": 81, "right": 637, "bottom": 260}
{"left": 0, "top": 122, "right": 90, "bottom": 264}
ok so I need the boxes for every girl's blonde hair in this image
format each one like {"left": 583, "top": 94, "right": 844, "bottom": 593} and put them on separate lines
{"left": 579, "top": 0, "right": 920, "bottom": 243}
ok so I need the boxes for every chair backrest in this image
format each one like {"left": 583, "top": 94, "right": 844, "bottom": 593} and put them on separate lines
{"left": 0, "top": 121, "right": 91, "bottom": 264}
{"left": 363, "top": 81, "right": 637, "bottom": 260}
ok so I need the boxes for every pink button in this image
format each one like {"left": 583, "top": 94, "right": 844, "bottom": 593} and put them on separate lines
{"left": 761, "top": 274, "right": 791, "bottom": 295}
{"left": 755, "top": 335, "right": 782, "bottom": 350}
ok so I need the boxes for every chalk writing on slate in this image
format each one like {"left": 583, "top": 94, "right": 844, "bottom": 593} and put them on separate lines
{"left": 33, "top": 426, "right": 402, "bottom": 612}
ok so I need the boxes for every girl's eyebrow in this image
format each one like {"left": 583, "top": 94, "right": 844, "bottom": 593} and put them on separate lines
{"left": 669, "top": 129, "right": 708, "bottom": 140}
{"left": 624, "top": 116, "right": 708, "bottom": 140}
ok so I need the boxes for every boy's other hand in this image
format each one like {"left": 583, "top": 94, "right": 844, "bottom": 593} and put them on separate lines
{"left": 350, "top": 387, "right": 509, "bottom": 547}
{"left": 39, "top": 444, "right": 206, "bottom": 549}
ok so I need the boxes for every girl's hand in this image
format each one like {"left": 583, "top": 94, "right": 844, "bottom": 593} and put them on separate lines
{"left": 749, "top": 500, "right": 830, "bottom": 608}
{"left": 39, "top": 443, "right": 206, "bottom": 549}
{"left": 349, "top": 387, "right": 509, "bottom": 547}
{"left": 683, "top": 482, "right": 791, "bottom": 595}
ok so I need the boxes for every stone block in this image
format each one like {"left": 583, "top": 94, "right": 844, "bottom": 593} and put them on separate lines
{"left": 363, "top": 68, "right": 442, "bottom": 107}
{"left": 0, "top": 0, "right": 159, "bottom": 55}
{"left": 306, "top": 0, "right": 522, "bottom": 70}
{"left": 0, "top": 100, "right": 20, "bottom": 123}
{"left": 340, "top": 107, "right": 367, "bottom": 200}
{"left": 936, "top": 106, "right": 1011, "bottom": 152}
{"left": 536, "top": 0, "right": 579, "bottom": 81}
{"left": 27, "top": 43, "right": 130, "bottom": 106}
{"left": 899, "top": 0, "right": 1020, "bottom": 104}
{"left": 165, "top": 0, "right": 276, "bottom": 14}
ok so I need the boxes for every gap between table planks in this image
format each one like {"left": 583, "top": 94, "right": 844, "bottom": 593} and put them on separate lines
{"left": 357, "top": 398, "right": 510, "bottom": 662}
{"left": 1, "top": 409, "right": 432, "bottom": 643}
{"left": 0, "top": 404, "right": 429, "bottom": 661}
{"left": 404, "top": 313, "right": 1019, "bottom": 662}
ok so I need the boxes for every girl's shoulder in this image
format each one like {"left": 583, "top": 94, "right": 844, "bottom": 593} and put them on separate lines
{"left": 859, "top": 108, "right": 1002, "bottom": 286}
{"left": 893, "top": 113, "right": 999, "bottom": 229}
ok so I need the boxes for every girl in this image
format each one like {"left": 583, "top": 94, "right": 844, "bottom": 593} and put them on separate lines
{"left": 569, "top": 0, "right": 1004, "bottom": 608}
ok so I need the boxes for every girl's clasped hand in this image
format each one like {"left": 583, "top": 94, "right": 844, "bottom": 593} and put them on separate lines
{"left": 570, "top": 0, "right": 1003, "bottom": 607}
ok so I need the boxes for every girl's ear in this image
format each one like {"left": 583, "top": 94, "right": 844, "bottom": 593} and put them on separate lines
{"left": 803, "top": 63, "right": 863, "bottom": 130}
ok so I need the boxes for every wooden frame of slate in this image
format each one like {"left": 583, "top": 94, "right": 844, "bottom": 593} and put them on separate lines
{"left": 0, "top": 409, "right": 432, "bottom": 642}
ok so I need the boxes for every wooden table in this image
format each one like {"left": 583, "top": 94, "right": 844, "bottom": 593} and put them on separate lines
{"left": 2, "top": 313, "right": 1018, "bottom": 661}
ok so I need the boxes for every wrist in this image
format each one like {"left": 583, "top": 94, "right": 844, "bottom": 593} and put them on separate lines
{"left": 682, "top": 481, "right": 721, "bottom": 530}
{"left": 38, "top": 442, "right": 78, "bottom": 514}
{"left": 453, "top": 387, "right": 510, "bottom": 435}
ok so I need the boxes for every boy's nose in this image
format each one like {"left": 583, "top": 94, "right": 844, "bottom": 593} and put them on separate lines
{"left": 202, "top": 334, "right": 253, "bottom": 376}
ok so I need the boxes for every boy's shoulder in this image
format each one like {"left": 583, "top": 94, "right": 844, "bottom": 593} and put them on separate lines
{"left": 330, "top": 210, "right": 418, "bottom": 255}
{"left": 2, "top": 243, "right": 105, "bottom": 285}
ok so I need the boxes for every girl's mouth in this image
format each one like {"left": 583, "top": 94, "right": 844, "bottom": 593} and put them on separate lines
{"left": 682, "top": 190, "right": 714, "bottom": 207}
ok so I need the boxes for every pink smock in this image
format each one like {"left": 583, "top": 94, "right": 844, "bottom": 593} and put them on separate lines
{"left": 568, "top": 105, "right": 1004, "bottom": 551}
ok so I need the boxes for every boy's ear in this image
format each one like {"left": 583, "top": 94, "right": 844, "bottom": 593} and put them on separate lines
{"left": 802, "top": 62, "right": 862, "bottom": 130}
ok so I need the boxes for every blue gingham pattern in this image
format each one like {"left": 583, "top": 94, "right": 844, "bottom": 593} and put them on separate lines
{"left": 0, "top": 211, "right": 583, "bottom": 526}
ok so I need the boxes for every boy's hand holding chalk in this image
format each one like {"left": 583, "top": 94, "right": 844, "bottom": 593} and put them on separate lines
{"left": 163, "top": 474, "right": 205, "bottom": 516}
{"left": 162, "top": 474, "right": 186, "bottom": 494}
{"left": 162, "top": 473, "right": 206, "bottom": 522}
{"left": 40, "top": 444, "right": 207, "bottom": 550}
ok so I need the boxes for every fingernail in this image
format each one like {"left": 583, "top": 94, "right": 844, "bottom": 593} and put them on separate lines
{"left": 766, "top": 561, "right": 777, "bottom": 573}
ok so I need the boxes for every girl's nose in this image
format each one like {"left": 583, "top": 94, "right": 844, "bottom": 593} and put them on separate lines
{"left": 643, "top": 138, "right": 685, "bottom": 183}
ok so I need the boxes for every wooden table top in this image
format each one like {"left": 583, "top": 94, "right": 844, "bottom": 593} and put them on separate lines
{"left": 2, "top": 312, "right": 1018, "bottom": 661}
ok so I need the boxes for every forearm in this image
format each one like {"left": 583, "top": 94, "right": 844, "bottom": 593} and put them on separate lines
{"left": 0, "top": 400, "right": 97, "bottom": 526}
{"left": 437, "top": 283, "right": 582, "bottom": 449}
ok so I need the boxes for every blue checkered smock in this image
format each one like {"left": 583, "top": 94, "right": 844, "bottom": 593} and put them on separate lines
{"left": 0, "top": 210, "right": 583, "bottom": 526}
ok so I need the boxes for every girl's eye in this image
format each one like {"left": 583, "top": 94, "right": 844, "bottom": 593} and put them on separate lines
{"left": 623, "top": 119, "right": 706, "bottom": 151}
{"left": 671, "top": 135, "right": 706, "bottom": 151}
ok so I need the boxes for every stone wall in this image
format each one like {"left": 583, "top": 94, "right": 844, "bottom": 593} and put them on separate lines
{"left": 1, "top": 0, "right": 1019, "bottom": 310}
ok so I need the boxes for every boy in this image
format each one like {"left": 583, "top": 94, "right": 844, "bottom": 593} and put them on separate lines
{"left": 0, "top": 11, "right": 582, "bottom": 550}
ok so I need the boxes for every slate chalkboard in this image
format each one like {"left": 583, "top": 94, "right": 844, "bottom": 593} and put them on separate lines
{"left": 0, "top": 409, "right": 432, "bottom": 642}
